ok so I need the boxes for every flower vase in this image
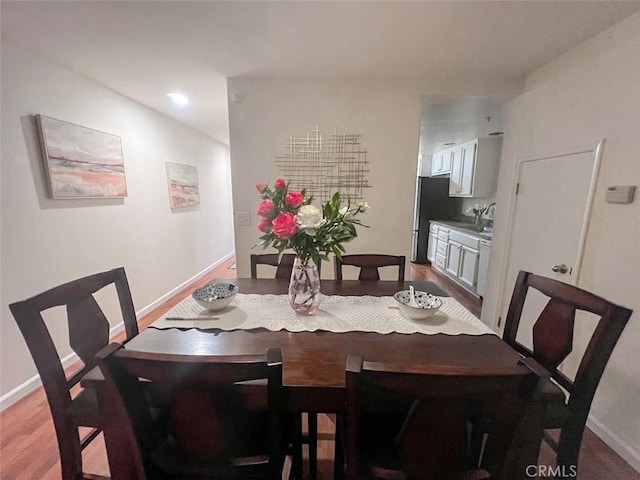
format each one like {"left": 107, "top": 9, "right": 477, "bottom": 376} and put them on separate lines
{"left": 288, "top": 256, "right": 321, "bottom": 315}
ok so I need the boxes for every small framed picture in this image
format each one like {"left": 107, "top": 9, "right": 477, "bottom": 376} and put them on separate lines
{"left": 166, "top": 162, "right": 200, "bottom": 209}
{"left": 36, "top": 115, "right": 127, "bottom": 199}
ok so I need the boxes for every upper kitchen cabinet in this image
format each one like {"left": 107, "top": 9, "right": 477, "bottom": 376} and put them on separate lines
{"left": 449, "top": 137, "right": 502, "bottom": 197}
{"left": 430, "top": 149, "right": 452, "bottom": 176}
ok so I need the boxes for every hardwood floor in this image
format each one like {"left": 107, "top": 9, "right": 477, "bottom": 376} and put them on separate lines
{"left": 409, "top": 261, "right": 482, "bottom": 318}
{"left": 1, "top": 256, "right": 637, "bottom": 480}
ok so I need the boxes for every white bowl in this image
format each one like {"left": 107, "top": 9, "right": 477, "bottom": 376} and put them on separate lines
{"left": 192, "top": 282, "right": 239, "bottom": 311}
{"left": 393, "top": 290, "right": 443, "bottom": 320}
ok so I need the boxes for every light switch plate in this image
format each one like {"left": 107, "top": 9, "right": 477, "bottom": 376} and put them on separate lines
{"left": 235, "top": 211, "right": 251, "bottom": 226}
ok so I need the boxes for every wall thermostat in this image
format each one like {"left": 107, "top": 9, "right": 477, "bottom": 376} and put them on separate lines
{"left": 605, "top": 186, "right": 636, "bottom": 204}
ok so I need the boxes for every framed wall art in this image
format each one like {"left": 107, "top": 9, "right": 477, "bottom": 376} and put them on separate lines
{"left": 165, "top": 162, "right": 200, "bottom": 209}
{"left": 36, "top": 114, "right": 127, "bottom": 199}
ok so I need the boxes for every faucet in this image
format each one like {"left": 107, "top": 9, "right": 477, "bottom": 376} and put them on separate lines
{"left": 483, "top": 203, "right": 496, "bottom": 219}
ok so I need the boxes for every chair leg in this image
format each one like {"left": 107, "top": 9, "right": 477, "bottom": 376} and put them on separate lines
{"left": 556, "top": 423, "right": 585, "bottom": 474}
{"left": 334, "top": 414, "right": 346, "bottom": 480}
{"left": 290, "top": 414, "right": 304, "bottom": 480}
{"left": 308, "top": 413, "right": 318, "bottom": 479}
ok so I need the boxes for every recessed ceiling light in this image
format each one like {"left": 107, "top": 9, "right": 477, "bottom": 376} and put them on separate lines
{"left": 167, "top": 92, "right": 190, "bottom": 105}
{"left": 488, "top": 131, "right": 504, "bottom": 136}
{"left": 444, "top": 142, "right": 456, "bottom": 146}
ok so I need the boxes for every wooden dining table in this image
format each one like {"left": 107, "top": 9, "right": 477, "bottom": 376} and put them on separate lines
{"left": 83, "top": 278, "right": 555, "bottom": 413}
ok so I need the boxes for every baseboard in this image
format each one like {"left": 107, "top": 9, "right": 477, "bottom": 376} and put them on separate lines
{"left": 0, "top": 251, "right": 235, "bottom": 412}
{"left": 136, "top": 250, "right": 235, "bottom": 318}
{"left": 587, "top": 414, "right": 640, "bottom": 472}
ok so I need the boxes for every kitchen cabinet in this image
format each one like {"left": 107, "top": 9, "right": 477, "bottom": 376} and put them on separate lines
{"left": 446, "top": 241, "right": 461, "bottom": 277}
{"left": 431, "top": 149, "right": 453, "bottom": 176}
{"left": 459, "top": 245, "right": 479, "bottom": 289}
{"left": 476, "top": 239, "right": 492, "bottom": 297}
{"left": 449, "top": 138, "right": 502, "bottom": 198}
{"left": 427, "top": 232, "right": 438, "bottom": 263}
{"left": 429, "top": 221, "right": 491, "bottom": 297}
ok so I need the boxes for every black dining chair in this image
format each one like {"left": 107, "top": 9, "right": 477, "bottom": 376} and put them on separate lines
{"left": 502, "top": 270, "right": 632, "bottom": 470}
{"left": 334, "top": 254, "right": 405, "bottom": 281}
{"left": 9, "top": 267, "right": 139, "bottom": 480}
{"left": 95, "top": 343, "right": 287, "bottom": 480}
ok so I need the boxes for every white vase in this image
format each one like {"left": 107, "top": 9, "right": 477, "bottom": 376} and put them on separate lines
{"left": 288, "top": 256, "right": 321, "bottom": 315}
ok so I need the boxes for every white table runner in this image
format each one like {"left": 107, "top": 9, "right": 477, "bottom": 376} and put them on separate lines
{"left": 152, "top": 294, "right": 494, "bottom": 336}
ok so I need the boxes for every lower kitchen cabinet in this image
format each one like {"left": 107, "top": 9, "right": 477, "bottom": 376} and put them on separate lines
{"left": 446, "top": 241, "right": 461, "bottom": 277}
{"left": 429, "top": 221, "right": 491, "bottom": 297}
{"left": 459, "top": 245, "right": 479, "bottom": 289}
{"left": 427, "top": 232, "right": 437, "bottom": 263}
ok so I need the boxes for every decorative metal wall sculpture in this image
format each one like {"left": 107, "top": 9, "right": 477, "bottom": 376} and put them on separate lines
{"left": 275, "top": 127, "right": 371, "bottom": 203}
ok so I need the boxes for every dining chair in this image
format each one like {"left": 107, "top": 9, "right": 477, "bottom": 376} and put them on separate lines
{"left": 502, "top": 270, "right": 632, "bottom": 470}
{"left": 340, "top": 355, "right": 549, "bottom": 480}
{"left": 334, "top": 254, "right": 405, "bottom": 281}
{"left": 250, "top": 252, "right": 319, "bottom": 479}
{"left": 8, "top": 266, "right": 139, "bottom": 480}
{"left": 95, "top": 343, "right": 286, "bottom": 480}
{"left": 250, "top": 253, "right": 297, "bottom": 279}
{"left": 250, "top": 253, "right": 322, "bottom": 280}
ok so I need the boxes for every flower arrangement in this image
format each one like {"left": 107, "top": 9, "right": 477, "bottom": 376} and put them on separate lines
{"left": 255, "top": 178, "right": 368, "bottom": 267}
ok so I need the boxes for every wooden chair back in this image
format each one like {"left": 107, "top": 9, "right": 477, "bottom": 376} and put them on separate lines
{"left": 503, "top": 270, "right": 632, "bottom": 467}
{"left": 250, "top": 253, "right": 296, "bottom": 279}
{"left": 345, "top": 355, "right": 549, "bottom": 480}
{"left": 8, "top": 266, "right": 138, "bottom": 480}
{"left": 251, "top": 253, "right": 321, "bottom": 279}
{"left": 334, "top": 254, "right": 406, "bottom": 281}
{"left": 96, "top": 343, "right": 285, "bottom": 480}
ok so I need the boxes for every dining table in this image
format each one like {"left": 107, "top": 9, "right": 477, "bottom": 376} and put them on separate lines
{"left": 83, "top": 278, "right": 559, "bottom": 413}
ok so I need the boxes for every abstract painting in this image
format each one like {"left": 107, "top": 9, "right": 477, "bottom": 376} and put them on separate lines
{"left": 36, "top": 115, "right": 127, "bottom": 199}
{"left": 166, "top": 162, "right": 200, "bottom": 209}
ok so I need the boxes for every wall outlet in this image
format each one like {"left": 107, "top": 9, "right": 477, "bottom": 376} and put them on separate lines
{"left": 235, "top": 211, "right": 251, "bottom": 227}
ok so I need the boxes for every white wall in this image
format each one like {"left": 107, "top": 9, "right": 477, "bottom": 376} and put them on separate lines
{"left": 0, "top": 41, "right": 235, "bottom": 402}
{"left": 482, "top": 13, "right": 640, "bottom": 469}
{"left": 227, "top": 78, "right": 520, "bottom": 279}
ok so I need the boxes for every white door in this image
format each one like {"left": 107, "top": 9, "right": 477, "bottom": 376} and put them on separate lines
{"left": 497, "top": 145, "right": 601, "bottom": 342}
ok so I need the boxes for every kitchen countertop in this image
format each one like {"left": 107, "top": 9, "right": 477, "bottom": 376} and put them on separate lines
{"left": 431, "top": 220, "right": 493, "bottom": 240}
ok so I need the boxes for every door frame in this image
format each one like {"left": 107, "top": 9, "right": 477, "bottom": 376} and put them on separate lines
{"left": 493, "top": 139, "right": 604, "bottom": 331}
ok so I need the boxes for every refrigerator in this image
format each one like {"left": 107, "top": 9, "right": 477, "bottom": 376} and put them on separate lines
{"left": 411, "top": 176, "right": 461, "bottom": 264}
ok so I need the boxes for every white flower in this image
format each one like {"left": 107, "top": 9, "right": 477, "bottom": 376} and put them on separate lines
{"left": 296, "top": 205, "right": 325, "bottom": 235}
{"left": 357, "top": 201, "right": 369, "bottom": 213}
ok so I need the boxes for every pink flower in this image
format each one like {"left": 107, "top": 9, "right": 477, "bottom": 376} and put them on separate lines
{"left": 255, "top": 182, "right": 267, "bottom": 193}
{"left": 285, "top": 191, "right": 303, "bottom": 208}
{"left": 257, "top": 217, "right": 272, "bottom": 233}
{"left": 274, "top": 177, "right": 286, "bottom": 190}
{"left": 272, "top": 212, "right": 297, "bottom": 239}
{"left": 256, "top": 199, "right": 275, "bottom": 217}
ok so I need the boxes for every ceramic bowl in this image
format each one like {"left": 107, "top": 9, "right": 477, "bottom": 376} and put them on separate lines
{"left": 393, "top": 290, "right": 443, "bottom": 319}
{"left": 192, "top": 282, "right": 239, "bottom": 311}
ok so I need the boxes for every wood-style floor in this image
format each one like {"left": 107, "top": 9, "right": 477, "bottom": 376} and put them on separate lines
{"left": 1, "top": 257, "right": 637, "bottom": 480}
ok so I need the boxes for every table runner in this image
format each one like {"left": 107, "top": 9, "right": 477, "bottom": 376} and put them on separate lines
{"left": 152, "top": 293, "right": 494, "bottom": 335}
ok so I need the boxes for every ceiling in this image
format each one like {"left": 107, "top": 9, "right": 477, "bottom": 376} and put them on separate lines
{"left": 2, "top": 1, "right": 639, "bottom": 145}
{"left": 418, "top": 95, "right": 510, "bottom": 158}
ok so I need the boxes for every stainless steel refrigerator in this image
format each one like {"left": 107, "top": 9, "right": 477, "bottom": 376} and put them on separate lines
{"left": 411, "top": 176, "right": 461, "bottom": 263}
